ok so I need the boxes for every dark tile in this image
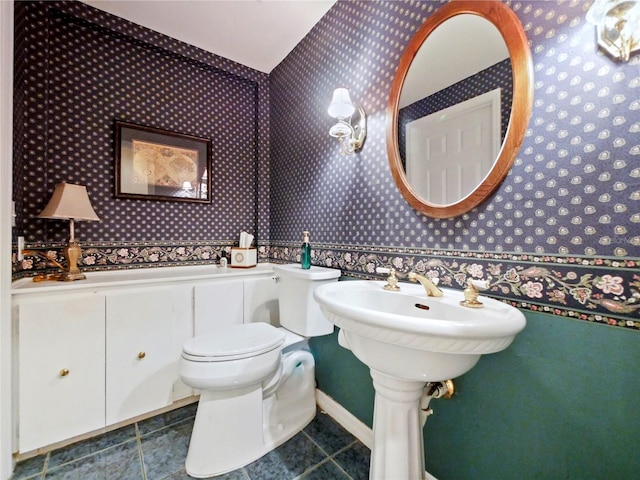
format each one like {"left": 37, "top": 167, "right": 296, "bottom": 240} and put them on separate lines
{"left": 333, "top": 442, "right": 370, "bottom": 480}
{"left": 137, "top": 403, "right": 198, "bottom": 436}
{"left": 217, "top": 471, "right": 249, "bottom": 480}
{"left": 299, "top": 460, "right": 351, "bottom": 480}
{"left": 141, "top": 418, "right": 193, "bottom": 480}
{"left": 303, "top": 412, "right": 356, "bottom": 455}
{"left": 47, "top": 425, "right": 136, "bottom": 469}
{"left": 164, "top": 468, "right": 249, "bottom": 479}
{"left": 15, "top": 405, "right": 364, "bottom": 480}
{"left": 244, "top": 433, "right": 325, "bottom": 479}
{"left": 44, "top": 440, "right": 143, "bottom": 480}
{"left": 11, "top": 454, "right": 46, "bottom": 479}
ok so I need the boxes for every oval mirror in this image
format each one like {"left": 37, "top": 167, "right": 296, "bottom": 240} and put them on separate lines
{"left": 386, "top": 0, "right": 533, "bottom": 219}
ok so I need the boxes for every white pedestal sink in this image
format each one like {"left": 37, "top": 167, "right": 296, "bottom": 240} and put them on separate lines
{"left": 314, "top": 280, "right": 526, "bottom": 480}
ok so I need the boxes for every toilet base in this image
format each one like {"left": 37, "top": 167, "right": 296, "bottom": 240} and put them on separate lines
{"left": 184, "top": 351, "right": 316, "bottom": 478}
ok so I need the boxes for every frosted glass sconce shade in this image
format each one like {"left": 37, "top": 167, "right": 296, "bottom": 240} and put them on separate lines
{"left": 328, "top": 87, "right": 356, "bottom": 119}
{"left": 327, "top": 88, "right": 366, "bottom": 155}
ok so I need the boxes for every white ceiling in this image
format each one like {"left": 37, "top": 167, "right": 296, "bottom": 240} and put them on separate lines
{"left": 83, "top": 0, "right": 337, "bottom": 73}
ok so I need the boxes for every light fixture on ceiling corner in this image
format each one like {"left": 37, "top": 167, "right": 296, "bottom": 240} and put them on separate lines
{"left": 328, "top": 87, "right": 366, "bottom": 155}
{"left": 586, "top": 0, "right": 640, "bottom": 62}
{"left": 37, "top": 182, "right": 101, "bottom": 281}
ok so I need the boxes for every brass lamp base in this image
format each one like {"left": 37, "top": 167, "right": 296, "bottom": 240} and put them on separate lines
{"left": 59, "top": 240, "right": 86, "bottom": 282}
{"left": 58, "top": 271, "right": 87, "bottom": 282}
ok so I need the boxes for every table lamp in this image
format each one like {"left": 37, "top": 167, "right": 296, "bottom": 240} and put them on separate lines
{"left": 37, "top": 182, "right": 101, "bottom": 281}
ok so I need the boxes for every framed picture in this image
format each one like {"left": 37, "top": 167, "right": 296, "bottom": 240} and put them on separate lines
{"left": 115, "top": 121, "right": 212, "bottom": 203}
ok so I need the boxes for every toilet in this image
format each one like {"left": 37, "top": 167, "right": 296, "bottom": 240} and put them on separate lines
{"left": 178, "top": 263, "right": 341, "bottom": 478}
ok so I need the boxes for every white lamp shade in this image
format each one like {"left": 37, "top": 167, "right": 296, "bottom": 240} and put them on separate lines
{"left": 328, "top": 87, "right": 356, "bottom": 119}
{"left": 38, "top": 182, "right": 101, "bottom": 222}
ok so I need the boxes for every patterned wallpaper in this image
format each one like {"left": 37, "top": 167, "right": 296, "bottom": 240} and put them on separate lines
{"left": 269, "top": 0, "right": 640, "bottom": 329}
{"left": 12, "top": 1, "right": 640, "bottom": 330}
{"left": 13, "top": 1, "right": 269, "bottom": 256}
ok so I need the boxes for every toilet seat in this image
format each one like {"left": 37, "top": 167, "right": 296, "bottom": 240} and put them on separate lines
{"left": 182, "top": 323, "right": 285, "bottom": 362}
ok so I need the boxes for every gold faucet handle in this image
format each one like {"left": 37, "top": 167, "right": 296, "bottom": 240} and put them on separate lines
{"left": 468, "top": 279, "right": 489, "bottom": 291}
{"left": 376, "top": 267, "right": 401, "bottom": 291}
{"left": 460, "top": 279, "right": 489, "bottom": 308}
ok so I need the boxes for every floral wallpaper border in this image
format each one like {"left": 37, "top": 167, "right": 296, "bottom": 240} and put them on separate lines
{"left": 272, "top": 243, "right": 640, "bottom": 331}
{"left": 12, "top": 240, "right": 271, "bottom": 276}
{"left": 11, "top": 240, "right": 640, "bottom": 331}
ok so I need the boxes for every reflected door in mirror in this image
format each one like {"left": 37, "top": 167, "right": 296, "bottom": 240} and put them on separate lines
{"left": 406, "top": 89, "right": 501, "bottom": 205}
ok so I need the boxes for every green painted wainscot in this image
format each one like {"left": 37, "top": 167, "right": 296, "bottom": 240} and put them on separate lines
{"left": 310, "top": 309, "right": 640, "bottom": 480}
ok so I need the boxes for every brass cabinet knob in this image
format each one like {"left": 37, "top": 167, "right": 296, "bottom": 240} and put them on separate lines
{"left": 59, "top": 368, "right": 70, "bottom": 377}
{"left": 137, "top": 352, "right": 146, "bottom": 359}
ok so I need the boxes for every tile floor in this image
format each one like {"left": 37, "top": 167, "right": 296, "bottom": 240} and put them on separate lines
{"left": 11, "top": 404, "right": 370, "bottom": 480}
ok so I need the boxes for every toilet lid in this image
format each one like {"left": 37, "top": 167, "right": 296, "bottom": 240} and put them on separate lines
{"left": 183, "top": 323, "right": 286, "bottom": 361}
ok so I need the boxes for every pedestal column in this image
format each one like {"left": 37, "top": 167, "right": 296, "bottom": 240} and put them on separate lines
{"left": 369, "top": 369, "right": 426, "bottom": 480}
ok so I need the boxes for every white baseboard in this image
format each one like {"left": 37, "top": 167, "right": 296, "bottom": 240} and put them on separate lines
{"left": 315, "top": 389, "right": 438, "bottom": 480}
{"left": 315, "top": 388, "right": 373, "bottom": 449}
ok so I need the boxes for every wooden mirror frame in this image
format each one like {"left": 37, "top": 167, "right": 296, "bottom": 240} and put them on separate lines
{"left": 386, "top": 0, "right": 533, "bottom": 219}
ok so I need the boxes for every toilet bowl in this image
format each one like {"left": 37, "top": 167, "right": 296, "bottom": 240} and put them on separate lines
{"left": 178, "top": 264, "right": 340, "bottom": 478}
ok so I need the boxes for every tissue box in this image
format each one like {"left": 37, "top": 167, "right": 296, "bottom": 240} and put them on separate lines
{"left": 230, "top": 247, "right": 257, "bottom": 268}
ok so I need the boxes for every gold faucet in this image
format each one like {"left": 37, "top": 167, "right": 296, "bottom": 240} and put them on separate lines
{"left": 408, "top": 271, "right": 443, "bottom": 297}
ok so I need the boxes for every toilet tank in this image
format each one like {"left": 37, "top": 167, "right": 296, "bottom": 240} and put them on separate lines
{"left": 273, "top": 264, "right": 341, "bottom": 337}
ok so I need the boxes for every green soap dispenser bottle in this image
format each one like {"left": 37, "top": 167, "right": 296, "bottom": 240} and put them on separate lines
{"left": 301, "top": 230, "right": 311, "bottom": 269}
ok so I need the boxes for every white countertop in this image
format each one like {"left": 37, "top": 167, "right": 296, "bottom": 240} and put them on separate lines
{"left": 11, "top": 263, "right": 278, "bottom": 295}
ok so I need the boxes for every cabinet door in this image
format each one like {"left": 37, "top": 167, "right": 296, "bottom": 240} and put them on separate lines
{"left": 171, "top": 285, "right": 195, "bottom": 401}
{"left": 244, "top": 276, "right": 279, "bottom": 325}
{"left": 17, "top": 294, "right": 105, "bottom": 453}
{"left": 193, "top": 280, "right": 244, "bottom": 334}
{"left": 105, "top": 289, "right": 174, "bottom": 425}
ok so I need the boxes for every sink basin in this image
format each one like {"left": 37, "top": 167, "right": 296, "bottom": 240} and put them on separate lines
{"left": 314, "top": 279, "right": 526, "bottom": 480}
{"left": 314, "top": 280, "right": 525, "bottom": 382}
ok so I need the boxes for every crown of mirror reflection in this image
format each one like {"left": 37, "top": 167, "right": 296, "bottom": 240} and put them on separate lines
{"left": 37, "top": 182, "right": 100, "bottom": 281}
{"left": 586, "top": 0, "right": 640, "bottom": 62}
{"left": 328, "top": 87, "right": 366, "bottom": 155}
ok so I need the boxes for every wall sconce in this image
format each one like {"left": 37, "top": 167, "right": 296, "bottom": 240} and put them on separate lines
{"left": 586, "top": 0, "right": 640, "bottom": 62}
{"left": 37, "top": 182, "right": 101, "bottom": 281}
{"left": 328, "top": 87, "right": 366, "bottom": 155}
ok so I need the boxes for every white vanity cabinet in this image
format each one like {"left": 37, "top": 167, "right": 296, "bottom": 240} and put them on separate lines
{"left": 13, "top": 287, "right": 177, "bottom": 454}
{"left": 105, "top": 288, "right": 174, "bottom": 425}
{"left": 244, "top": 277, "right": 279, "bottom": 325}
{"left": 193, "top": 276, "right": 279, "bottom": 331}
{"left": 16, "top": 293, "right": 106, "bottom": 453}
{"left": 11, "top": 264, "right": 277, "bottom": 454}
{"left": 194, "top": 280, "right": 244, "bottom": 333}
